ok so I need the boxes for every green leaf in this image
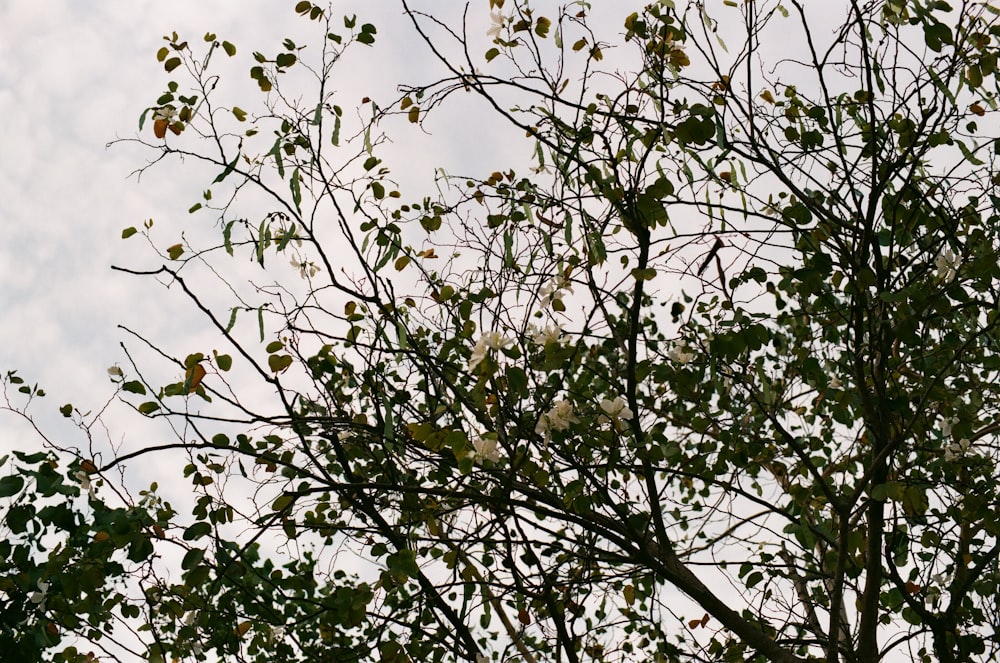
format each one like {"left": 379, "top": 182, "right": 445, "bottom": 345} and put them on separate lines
{"left": 956, "top": 138, "right": 985, "bottom": 165}
{"left": 535, "top": 16, "right": 552, "bottom": 38}
{"left": 59, "top": 403, "right": 73, "bottom": 417}
{"left": 138, "top": 402, "right": 160, "bottom": 415}
{"left": 631, "top": 268, "right": 657, "bottom": 281}
{"left": 371, "top": 181, "right": 385, "bottom": 199}
{"left": 0, "top": 475, "right": 24, "bottom": 498}
{"left": 358, "top": 23, "right": 377, "bottom": 45}
{"left": 156, "top": 47, "right": 169, "bottom": 62}
{"left": 213, "top": 154, "right": 241, "bottom": 183}
{"left": 232, "top": 106, "right": 247, "bottom": 122}
{"left": 167, "top": 243, "right": 184, "bottom": 260}
{"left": 290, "top": 168, "right": 302, "bottom": 211}
{"left": 272, "top": 494, "right": 294, "bottom": 511}
{"left": 122, "top": 227, "right": 138, "bottom": 239}
{"left": 269, "top": 354, "right": 293, "bottom": 373}
{"left": 215, "top": 353, "right": 233, "bottom": 371}
{"left": 222, "top": 40, "right": 236, "bottom": 57}
{"left": 123, "top": 381, "right": 147, "bottom": 395}
{"left": 164, "top": 57, "right": 182, "bottom": 73}
{"left": 181, "top": 548, "right": 205, "bottom": 570}
{"left": 331, "top": 113, "right": 341, "bottom": 145}
{"left": 183, "top": 522, "right": 211, "bottom": 541}
{"left": 485, "top": 47, "right": 500, "bottom": 62}
{"left": 223, "top": 219, "right": 236, "bottom": 256}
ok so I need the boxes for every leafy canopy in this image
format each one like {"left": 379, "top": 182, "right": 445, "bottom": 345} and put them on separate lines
{"left": 5, "top": 1, "right": 1000, "bottom": 662}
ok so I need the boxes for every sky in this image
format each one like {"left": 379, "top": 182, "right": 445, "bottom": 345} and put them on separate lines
{"left": 0, "top": 1, "right": 518, "bottom": 458}
{"left": 0, "top": 0, "right": 654, "bottom": 461}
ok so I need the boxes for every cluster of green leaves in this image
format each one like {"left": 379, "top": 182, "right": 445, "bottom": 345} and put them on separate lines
{"left": 0, "top": 441, "right": 156, "bottom": 662}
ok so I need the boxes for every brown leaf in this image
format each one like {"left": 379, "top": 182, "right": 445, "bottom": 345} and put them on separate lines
{"left": 185, "top": 362, "right": 206, "bottom": 393}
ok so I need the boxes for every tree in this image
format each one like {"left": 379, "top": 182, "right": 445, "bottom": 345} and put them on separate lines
{"left": 4, "top": 0, "right": 1000, "bottom": 660}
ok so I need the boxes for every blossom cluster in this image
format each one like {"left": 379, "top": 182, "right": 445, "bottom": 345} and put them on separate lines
{"left": 935, "top": 247, "right": 960, "bottom": 283}
{"left": 598, "top": 396, "right": 634, "bottom": 431}
{"left": 472, "top": 436, "right": 501, "bottom": 464}
{"left": 469, "top": 331, "right": 513, "bottom": 370}
{"left": 535, "top": 399, "right": 579, "bottom": 439}
{"left": 668, "top": 339, "right": 695, "bottom": 364}
{"left": 538, "top": 276, "right": 573, "bottom": 310}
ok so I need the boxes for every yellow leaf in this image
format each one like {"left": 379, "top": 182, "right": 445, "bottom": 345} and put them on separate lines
{"left": 153, "top": 118, "right": 168, "bottom": 139}
{"left": 185, "top": 363, "right": 206, "bottom": 393}
{"left": 760, "top": 90, "right": 776, "bottom": 104}
{"left": 408, "top": 106, "right": 420, "bottom": 123}
{"left": 234, "top": 621, "right": 251, "bottom": 637}
{"left": 970, "top": 102, "right": 986, "bottom": 116}
{"left": 623, "top": 583, "right": 635, "bottom": 605}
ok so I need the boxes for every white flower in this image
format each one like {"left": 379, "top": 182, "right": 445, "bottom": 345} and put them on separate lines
{"left": 944, "top": 438, "right": 971, "bottom": 462}
{"left": 535, "top": 400, "right": 579, "bottom": 438}
{"left": 269, "top": 624, "right": 286, "bottom": 641}
{"left": 183, "top": 611, "right": 197, "bottom": 626}
{"left": 487, "top": 12, "right": 505, "bottom": 39}
{"left": 153, "top": 106, "right": 176, "bottom": 121}
{"left": 469, "top": 332, "right": 513, "bottom": 370}
{"left": 530, "top": 323, "right": 562, "bottom": 346}
{"left": 29, "top": 580, "right": 48, "bottom": 609}
{"left": 74, "top": 470, "right": 96, "bottom": 498}
{"left": 599, "top": 396, "right": 634, "bottom": 431}
{"left": 935, "top": 247, "right": 959, "bottom": 283}
{"left": 472, "top": 436, "right": 501, "bottom": 464}
{"left": 828, "top": 375, "right": 842, "bottom": 390}
{"left": 290, "top": 257, "right": 320, "bottom": 279}
{"left": 191, "top": 642, "right": 203, "bottom": 656}
{"left": 600, "top": 396, "right": 634, "bottom": 420}
{"left": 940, "top": 416, "right": 959, "bottom": 438}
{"left": 538, "top": 276, "right": 574, "bottom": 309}
{"left": 667, "top": 339, "right": 695, "bottom": 364}
{"left": 477, "top": 655, "right": 489, "bottom": 663}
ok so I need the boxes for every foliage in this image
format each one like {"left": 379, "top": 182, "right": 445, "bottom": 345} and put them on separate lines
{"left": 5, "top": 0, "right": 1000, "bottom": 661}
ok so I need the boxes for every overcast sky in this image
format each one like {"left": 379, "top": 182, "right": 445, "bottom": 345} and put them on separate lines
{"left": 0, "top": 1, "right": 512, "bottom": 457}
{"left": 0, "top": 0, "right": 659, "bottom": 458}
